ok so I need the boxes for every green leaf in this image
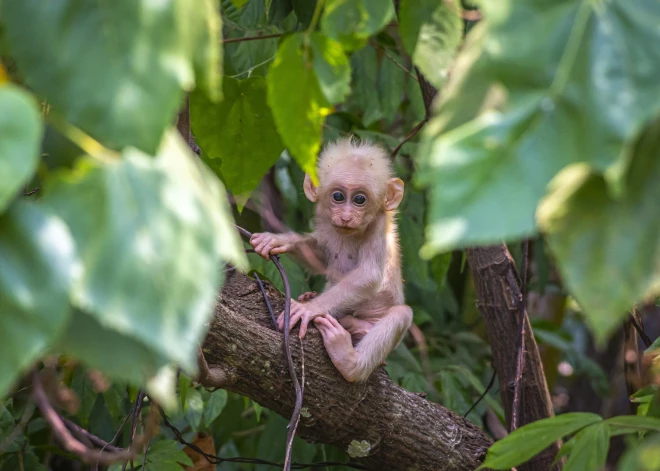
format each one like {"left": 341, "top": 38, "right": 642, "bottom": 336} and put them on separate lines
{"left": 71, "top": 368, "right": 98, "bottom": 427}
{"left": 417, "top": 0, "right": 660, "bottom": 257}
{"left": 0, "top": 0, "right": 221, "bottom": 153}
{"left": 201, "top": 389, "right": 228, "bottom": 428}
{"left": 309, "top": 33, "right": 351, "bottom": 105}
{"left": 268, "top": 33, "right": 330, "bottom": 183}
{"left": 0, "top": 84, "right": 42, "bottom": 212}
{"left": 605, "top": 415, "right": 660, "bottom": 435}
{"left": 0, "top": 201, "right": 74, "bottom": 397}
{"left": 42, "top": 130, "right": 246, "bottom": 373}
{"left": 140, "top": 439, "right": 192, "bottom": 471}
{"left": 247, "top": 252, "right": 311, "bottom": 298}
{"left": 347, "top": 46, "right": 382, "bottom": 126}
{"left": 191, "top": 76, "right": 283, "bottom": 207}
{"left": 399, "top": 0, "right": 462, "bottom": 89}
{"left": 479, "top": 412, "right": 603, "bottom": 470}
{"left": 618, "top": 433, "right": 660, "bottom": 471}
{"left": 563, "top": 423, "right": 609, "bottom": 471}
{"left": 185, "top": 388, "right": 204, "bottom": 430}
{"left": 321, "top": 0, "right": 394, "bottom": 51}
{"left": 538, "top": 122, "right": 660, "bottom": 344}
{"left": 0, "top": 404, "right": 24, "bottom": 453}
{"left": 377, "top": 49, "right": 405, "bottom": 125}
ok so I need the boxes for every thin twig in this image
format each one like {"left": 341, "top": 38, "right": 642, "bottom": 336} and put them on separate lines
{"left": 370, "top": 42, "right": 418, "bottom": 80}
{"left": 510, "top": 241, "right": 530, "bottom": 432}
{"left": 157, "top": 406, "right": 367, "bottom": 470}
{"left": 254, "top": 273, "right": 280, "bottom": 332}
{"left": 629, "top": 308, "right": 652, "bottom": 348}
{"left": 222, "top": 33, "right": 282, "bottom": 44}
{"left": 464, "top": 368, "right": 497, "bottom": 418}
{"left": 391, "top": 118, "right": 427, "bottom": 160}
{"left": 32, "top": 371, "right": 136, "bottom": 465}
{"left": 62, "top": 417, "right": 123, "bottom": 452}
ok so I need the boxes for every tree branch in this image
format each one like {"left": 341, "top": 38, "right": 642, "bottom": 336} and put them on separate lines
{"left": 200, "top": 271, "right": 492, "bottom": 471}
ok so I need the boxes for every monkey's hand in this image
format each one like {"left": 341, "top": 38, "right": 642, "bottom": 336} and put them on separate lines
{"left": 250, "top": 232, "right": 293, "bottom": 260}
{"left": 277, "top": 299, "right": 325, "bottom": 338}
{"left": 297, "top": 291, "right": 318, "bottom": 302}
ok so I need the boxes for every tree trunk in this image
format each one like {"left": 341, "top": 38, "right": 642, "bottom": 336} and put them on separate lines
{"left": 200, "top": 270, "right": 492, "bottom": 471}
{"left": 466, "top": 246, "right": 560, "bottom": 471}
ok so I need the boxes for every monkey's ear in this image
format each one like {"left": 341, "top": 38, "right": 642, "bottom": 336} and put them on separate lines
{"left": 303, "top": 174, "right": 318, "bottom": 202}
{"left": 384, "top": 178, "right": 404, "bottom": 211}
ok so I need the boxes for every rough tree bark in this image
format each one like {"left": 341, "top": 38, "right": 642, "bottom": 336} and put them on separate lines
{"left": 200, "top": 270, "right": 492, "bottom": 471}
{"left": 415, "top": 73, "right": 561, "bottom": 471}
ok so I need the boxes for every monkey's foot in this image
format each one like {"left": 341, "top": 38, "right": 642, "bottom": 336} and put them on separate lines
{"left": 297, "top": 291, "right": 318, "bottom": 302}
{"left": 314, "top": 316, "right": 361, "bottom": 382}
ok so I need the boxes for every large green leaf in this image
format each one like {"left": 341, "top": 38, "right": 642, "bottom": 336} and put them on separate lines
{"left": 321, "top": 0, "right": 394, "bottom": 51}
{"left": 399, "top": 0, "right": 462, "bottom": 90}
{"left": 377, "top": 49, "right": 405, "bottom": 125}
{"left": 138, "top": 440, "right": 192, "bottom": 471}
{"left": 417, "top": 0, "right": 660, "bottom": 257}
{"left": 268, "top": 33, "right": 330, "bottom": 182}
{"left": 191, "top": 76, "right": 283, "bottom": 207}
{"left": 563, "top": 423, "right": 609, "bottom": 471}
{"left": 479, "top": 412, "right": 602, "bottom": 470}
{"left": 0, "top": 201, "right": 75, "bottom": 397}
{"left": 0, "top": 85, "right": 42, "bottom": 212}
{"left": 538, "top": 122, "right": 660, "bottom": 343}
{"left": 42, "top": 130, "right": 246, "bottom": 372}
{"left": 310, "top": 33, "right": 351, "bottom": 105}
{"left": 0, "top": 0, "right": 221, "bottom": 154}
{"left": 605, "top": 415, "right": 660, "bottom": 435}
{"left": 618, "top": 433, "right": 660, "bottom": 471}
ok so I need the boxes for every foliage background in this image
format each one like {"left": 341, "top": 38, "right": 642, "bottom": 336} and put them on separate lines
{"left": 0, "top": 0, "right": 659, "bottom": 469}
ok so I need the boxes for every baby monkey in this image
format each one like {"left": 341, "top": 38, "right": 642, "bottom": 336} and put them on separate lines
{"left": 250, "top": 138, "right": 412, "bottom": 382}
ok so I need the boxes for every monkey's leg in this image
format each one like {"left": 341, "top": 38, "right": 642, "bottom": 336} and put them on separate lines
{"left": 316, "top": 306, "right": 412, "bottom": 382}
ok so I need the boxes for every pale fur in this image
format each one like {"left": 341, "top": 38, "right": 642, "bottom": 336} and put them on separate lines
{"left": 250, "top": 137, "right": 412, "bottom": 382}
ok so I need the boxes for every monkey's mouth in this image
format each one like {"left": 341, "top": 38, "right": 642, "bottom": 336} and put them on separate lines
{"left": 333, "top": 224, "right": 358, "bottom": 233}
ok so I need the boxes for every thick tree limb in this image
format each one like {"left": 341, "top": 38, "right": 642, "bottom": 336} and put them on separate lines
{"left": 200, "top": 270, "right": 492, "bottom": 471}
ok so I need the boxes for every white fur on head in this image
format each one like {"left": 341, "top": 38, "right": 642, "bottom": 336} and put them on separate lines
{"left": 316, "top": 136, "right": 393, "bottom": 190}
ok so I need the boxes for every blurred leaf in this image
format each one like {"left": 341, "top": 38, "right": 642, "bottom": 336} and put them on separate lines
{"left": 291, "top": 0, "right": 318, "bottom": 28}
{"left": 310, "top": 33, "right": 351, "bottom": 105}
{"left": 321, "top": 0, "right": 394, "bottom": 51}
{"left": 139, "top": 439, "right": 192, "bottom": 471}
{"left": 191, "top": 76, "right": 283, "bottom": 207}
{"left": 347, "top": 46, "right": 382, "bottom": 126}
{"left": 185, "top": 389, "right": 204, "bottom": 430}
{"left": 0, "top": 404, "right": 24, "bottom": 453}
{"left": 399, "top": 0, "right": 462, "bottom": 89}
{"left": 618, "top": 433, "right": 660, "bottom": 471}
{"left": 53, "top": 309, "right": 175, "bottom": 408}
{"left": 0, "top": 84, "right": 42, "bottom": 212}
{"left": 417, "top": 0, "right": 660, "bottom": 257}
{"left": 479, "top": 413, "right": 602, "bottom": 470}
{"left": 268, "top": 33, "right": 329, "bottom": 183}
{"left": 0, "top": 0, "right": 221, "bottom": 153}
{"left": 255, "top": 414, "right": 317, "bottom": 471}
{"left": 247, "top": 251, "right": 311, "bottom": 298}
{"left": 0, "top": 201, "right": 74, "bottom": 397}
{"left": 605, "top": 416, "right": 660, "bottom": 435}
{"left": 539, "top": 122, "right": 660, "bottom": 344}
{"left": 43, "top": 130, "right": 245, "bottom": 374}
{"left": 563, "top": 423, "right": 609, "bottom": 471}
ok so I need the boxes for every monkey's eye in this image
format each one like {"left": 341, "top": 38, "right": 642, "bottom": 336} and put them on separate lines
{"left": 353, "top": 194, "right": 367, "bottom": 206}
{"left": 332, "top": 191, "right": 345, "bottom": 202}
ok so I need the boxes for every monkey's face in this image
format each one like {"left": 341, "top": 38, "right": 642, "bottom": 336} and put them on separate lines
{"left": 320, "top": 183, "right": 379, "bottom": 233}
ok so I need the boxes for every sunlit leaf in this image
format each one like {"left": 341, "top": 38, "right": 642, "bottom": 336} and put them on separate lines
{"left": 268, "top": 33, "right": 330, "bottom": 183}
{"left": 42, "top": 130, "right": 246, "bottom": 373}
{"left": 0, "top": 0, "right": 221, "bottom": 153}
{"left": 399, "top": 0, "right": 462, "bottom": 89}
{"left": 0, "top": 201, "right": 75, "bottom": 397}
{"left": 479, "top": 413, "right": 602, "bottom": 469}
{"left": 321, "top": 0, "right": 394, "bottom": 51}
{"left": 0, "top": 84, "right": 42, "bottom": 212}
{"left": 418, "top": 0, "right": 660, "bottom": 257}
{"left": 310, "top": 33, "right": 351, "bottom": 105}
{"left": 191, "top": 76, "right": 283, "bottom": 208}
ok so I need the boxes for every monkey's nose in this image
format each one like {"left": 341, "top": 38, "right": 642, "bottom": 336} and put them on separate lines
{"left": 340, "top": 215, "right": 352, "bottom": 223}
